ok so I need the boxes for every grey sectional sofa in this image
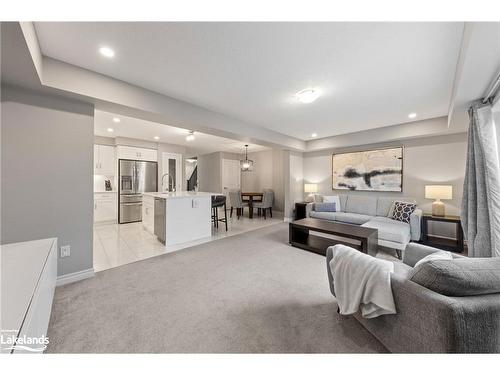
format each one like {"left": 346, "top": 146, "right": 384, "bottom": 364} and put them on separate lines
{"left": 326, "top": 243, "right": 500, "bottom": 353}
{"left": 306, "top": 194, "right": 422, "bottom": 256}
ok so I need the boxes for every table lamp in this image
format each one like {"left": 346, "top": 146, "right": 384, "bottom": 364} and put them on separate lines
{"left": 304, "top": 183, "right": 318, "bottom": 203}
{"left": 425, "top": 185, "right": 452, "bottom": 216}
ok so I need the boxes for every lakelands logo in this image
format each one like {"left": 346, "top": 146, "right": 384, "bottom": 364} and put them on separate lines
{"left": 1, "top": 329, "right": 49, "bottom": 353}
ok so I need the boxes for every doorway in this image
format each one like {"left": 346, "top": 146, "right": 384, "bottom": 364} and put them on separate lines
{"left": 161, "top": 153, "right": 183, "bottom": 192}
{"left": 221, "top": 159, "right": 241, "bottom": 196}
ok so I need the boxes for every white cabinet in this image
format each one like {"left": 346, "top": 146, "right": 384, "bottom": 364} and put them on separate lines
{"left": 1, "top": 238, "right": 57, "bottom": 353}
{"left": 117, "top": 145, "right": 157, "bottom": 162}
{"left": 94, "top": 193, "right": 117, "bottom": 223}
{"left": 94, "top": 145, "right": 116, "bottom": 175}
{"left": 142, "top": 195, "right": 155, "bottom": 234}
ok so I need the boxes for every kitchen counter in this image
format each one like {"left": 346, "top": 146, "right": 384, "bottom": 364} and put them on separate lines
{"left": 143, "top": 191, "right": 216, "bottom": 199}
{"left": 144, "top": 191, "right": 214, "bottom": 246}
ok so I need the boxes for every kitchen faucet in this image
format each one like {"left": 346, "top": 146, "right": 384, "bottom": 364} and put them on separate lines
{"left": 161, "top": 173, "right": 175, "bottom": 192}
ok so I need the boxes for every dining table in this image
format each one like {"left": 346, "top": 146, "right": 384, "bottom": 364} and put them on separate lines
{"left": 241, "top": 192, "right": 263, "bottom": 219}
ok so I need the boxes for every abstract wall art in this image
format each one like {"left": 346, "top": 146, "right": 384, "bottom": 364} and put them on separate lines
{"left": 332, "top": 147, "right": 403, "bottom": 192}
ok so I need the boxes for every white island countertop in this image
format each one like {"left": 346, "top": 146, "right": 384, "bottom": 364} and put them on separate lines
{"left": 143, "top": 191, "right": 218, "bottom": 199}
{"left": 143, "top": 191, "right": 214, "bottom": 246}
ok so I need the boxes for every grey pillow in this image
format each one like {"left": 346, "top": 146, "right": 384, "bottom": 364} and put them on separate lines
{"left": 314, "top": 202, "right": 337, "bottom": 212}
{"left": 409, "top": 257, "right": 500, "bottom": 296}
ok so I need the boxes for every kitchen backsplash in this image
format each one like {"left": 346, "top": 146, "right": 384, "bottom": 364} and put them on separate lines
{"left": 94, "top": 174, "right": 116, "bottom": 192}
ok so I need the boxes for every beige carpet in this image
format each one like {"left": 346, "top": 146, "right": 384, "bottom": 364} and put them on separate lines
{"left": 46, "top": 223, "right": 387, "bottom": 353}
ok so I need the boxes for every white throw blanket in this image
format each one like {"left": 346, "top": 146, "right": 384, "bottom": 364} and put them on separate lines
{"left": 329, "top": 244, "right": 396, "bottom": 318}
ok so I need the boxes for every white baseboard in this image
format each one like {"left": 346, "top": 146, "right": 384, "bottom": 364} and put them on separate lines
{"left": 56, "top": 268, "right": 95, "bottom": 286}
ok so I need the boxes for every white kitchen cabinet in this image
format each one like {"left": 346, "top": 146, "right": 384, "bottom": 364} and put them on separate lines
{"left": 93, "top": 145, "right": 100, "bottom": 175}
{"left": 142, "top": 195, "right": 155, "bottom": 234}
{"left": 94, "top": 145, "right": 116, "bottom": 175}
{"left": 117, "top": 145, "right": 157, "bottom": 162}
{"left": 94, "top": 193, "right": 117, "bottom": 223}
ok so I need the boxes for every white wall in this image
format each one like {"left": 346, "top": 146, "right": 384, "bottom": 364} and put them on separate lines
{"left": 282, "top": 151, "right": 304, "bottom": 220}
{"left": 272, "top": 149, "right": 285, "bottom": 211}
{"left": 303, "top": 133, "right": 467, "bottom": 237}
{"left": 241, "top": 150, "right": 274, "bottom": 192}
{"left": 1, "top": 86, "right": 95, "bottom": 277}
{"left": 197, "top": 152, "right": 222, "bottom": 193}
{"left": 240, "top": 149, "right": 286, "bottom": 211}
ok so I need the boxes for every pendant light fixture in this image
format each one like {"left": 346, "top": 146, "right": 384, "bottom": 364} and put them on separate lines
{"left": 240, "top": 145, "right": 254, "bottom": 172}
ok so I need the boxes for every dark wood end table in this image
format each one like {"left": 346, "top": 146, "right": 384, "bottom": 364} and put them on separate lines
{"left": 294, "top": 202, "right": 309, "bottom": 220}
{"left": 421, "top": 214, "right": 464, "bottom": 253}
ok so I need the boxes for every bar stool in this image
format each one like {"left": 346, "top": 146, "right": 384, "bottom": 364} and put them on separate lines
{"left": 211, "top": 195, "right": 228, "bottom": 231}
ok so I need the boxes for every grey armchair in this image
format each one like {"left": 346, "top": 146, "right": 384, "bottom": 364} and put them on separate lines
{"left": 253, "top": 189, "right": 274, "bottom": 219}
{"left": 326, "top": 243, "right": 500, "bottom": 353}
{"left": 228, "top": 190, "right": 248, "bottom": 219}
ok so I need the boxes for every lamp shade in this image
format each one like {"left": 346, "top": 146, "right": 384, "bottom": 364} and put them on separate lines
{"left": 425, "top": 185, "right": 452, "bottom": 200}
{"left": 304, "top": 184, "right": 318, "bottom": 193}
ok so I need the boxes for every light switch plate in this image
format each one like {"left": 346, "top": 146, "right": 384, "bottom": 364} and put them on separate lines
{"left": 192, "top": 199, "right": 199, "bottom": 208}
{"left": 60, "top": 245, "right": 71, "bottom": 258}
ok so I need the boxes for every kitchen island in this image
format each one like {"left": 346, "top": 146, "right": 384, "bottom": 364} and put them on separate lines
{"left": 143, "top": 191, "right": 214, "bottom": 246}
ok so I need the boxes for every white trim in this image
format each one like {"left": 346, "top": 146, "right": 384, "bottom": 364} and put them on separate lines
{"left": 56, "top": 268, "right": 95, "bottom": 286}
{"left": 283, "top": 217, "right": 293, "bottom": 223}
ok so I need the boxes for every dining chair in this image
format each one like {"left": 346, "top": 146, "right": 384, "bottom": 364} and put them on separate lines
{"left": 254, "top": 189, "right": 274, "bottom": 219}
{"left": 228, "top": 190, "right": 248, "bottom": 219}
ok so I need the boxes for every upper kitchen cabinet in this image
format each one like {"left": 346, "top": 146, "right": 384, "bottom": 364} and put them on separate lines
{"left": 94, "top": 144, "right": 116, "bottom": 175}
{"left": 117, "top": 145, "right": 157, "bottom": 162}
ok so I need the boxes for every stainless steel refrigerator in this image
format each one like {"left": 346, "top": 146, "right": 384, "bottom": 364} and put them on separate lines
{"left": 119, "top": 159, "right": 158, "bottom": 224}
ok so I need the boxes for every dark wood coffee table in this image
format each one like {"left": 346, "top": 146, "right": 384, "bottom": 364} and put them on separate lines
{"left": 289, "top": 218, "right": 378, "bottom": 256}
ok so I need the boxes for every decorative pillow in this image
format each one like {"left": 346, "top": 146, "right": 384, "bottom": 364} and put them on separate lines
{"left": 391, "top": 201, "right": 416, "bottom": 223}
{"left": 314, "top": 202, "right": 337, "bottom": 212}
{"left": 313, "top": 194, "right": 323, "bottom": 203}
{"left": 387, "top": 198, "right": 417, "bottom": 218}
{"left": 322, "top": 195, "right": 341, "bottom": 211}
{"left": 414, "top": 250, "right": 453, "bottom": 268}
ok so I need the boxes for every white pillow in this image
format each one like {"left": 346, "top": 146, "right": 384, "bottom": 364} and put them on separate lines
{"left": 313, "top": 194, "right": 323, "bottom": 203}
{"left": 414, "top": 250, "right": 453, "bottom": 268}
{"left": 322, "top": 195, "right": 341, "bottom": 211}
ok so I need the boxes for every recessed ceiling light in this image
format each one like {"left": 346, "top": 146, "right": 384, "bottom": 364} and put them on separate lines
{"left": 154, "top": 136, "right": 160, "bottom": 140}
{"left": 311, "top": 133, "right": 318, "bottom": 138}
{"left": 186, "top": 131, "right": 195, "bottom": 142}
{"left": 112, "top": 117, "right": 120, "bottom": 123}
{"left": 107, "top": 128, "right": 114, "bottom": 133}
{"left": 99, "top": 46, "right": 115, "bottom": 58}
{"left": 295, "top": 89, "right": 320, "bottom": 104}
{"left": 408, "top": 112, "right": 417, "bottom": 119}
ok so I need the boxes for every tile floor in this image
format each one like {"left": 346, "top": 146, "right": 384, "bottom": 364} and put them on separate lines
{"left": 93, "top": 210, "right": 284, "bottom": 272}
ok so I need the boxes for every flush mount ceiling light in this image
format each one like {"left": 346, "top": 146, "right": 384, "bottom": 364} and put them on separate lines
{"left": 154, "top": 136, "right": 160, "bottom": 140}
{"left": 99, "top": 46, "right": 115, "bottom": 58}
{"left": 295, "top": 89, "right": 320, "bottom": 104}
{"left": 112, "top": 117, "right": 121, "bottom": 123}
{"left": 186, "top": 131, "right": 195, "bottom": 142}
{"left": 107, "top": 128, "right": 114, "bottom": 132}
{"left": 240, "top": 145, "right": 254, "bottom": 172}
{"left": 311, "top": 133, "right": 318, "bottom": 138}
{"left": 408, "top": 112, "right": 417, "bottom": 119}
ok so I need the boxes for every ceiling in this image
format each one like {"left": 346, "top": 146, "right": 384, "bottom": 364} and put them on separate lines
{"left": 94, "top": 110, "right": 268, "bottom": 155}
{"left": 34, "top": 22, "right": 464, "bottom": 140}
